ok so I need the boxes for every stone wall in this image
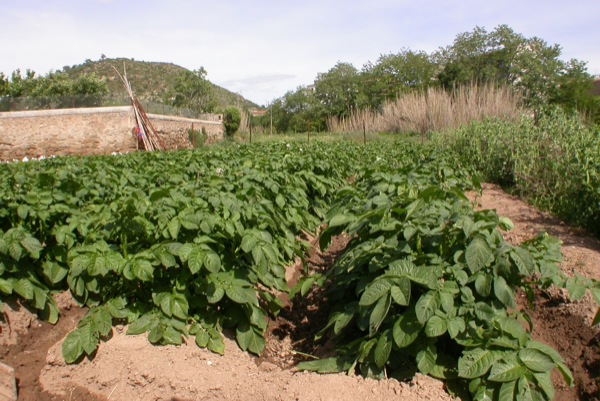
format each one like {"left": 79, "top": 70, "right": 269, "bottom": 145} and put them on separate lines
{"left": 0, "top": 106, "right": 224, "bottom": 161}
{"left": 148, "top": 113, "right": 223, "bottom": 150}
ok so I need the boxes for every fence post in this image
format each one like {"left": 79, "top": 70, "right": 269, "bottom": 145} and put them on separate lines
{"left": 191, "top": 123, "right": 195, "bottom": 148}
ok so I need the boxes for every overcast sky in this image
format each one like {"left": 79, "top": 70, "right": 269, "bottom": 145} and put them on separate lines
{"left": 1, "top": 0, "right": 599, "bottom": 106}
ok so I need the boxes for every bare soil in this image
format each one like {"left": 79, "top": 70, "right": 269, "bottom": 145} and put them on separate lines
{"left": 1, "top": 183, "right": 599, "bottom": 401}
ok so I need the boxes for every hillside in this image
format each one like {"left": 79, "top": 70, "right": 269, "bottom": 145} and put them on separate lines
{"left": 63, "top": 57, "right": 258, "bottom": 110}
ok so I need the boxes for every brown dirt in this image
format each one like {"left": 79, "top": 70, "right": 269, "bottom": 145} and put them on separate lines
{"left": 1, "top": 182, "right": 599, "bottom": 401}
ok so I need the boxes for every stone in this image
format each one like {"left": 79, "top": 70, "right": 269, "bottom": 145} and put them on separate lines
{"left": 0, "top": 362, "right": 17, "bottom": 401}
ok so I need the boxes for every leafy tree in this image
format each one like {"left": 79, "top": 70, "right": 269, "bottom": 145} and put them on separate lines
{"left": 8, "top": 69, "right": 39, "bottom": 97}
{"left": 223, "top": 107, "right": 241, "bottom": 138}
{"left": 436, "top": 25, "right": 525, "bottom": 89}
{"left": 72, "top": 72, "right": 109, "bottom": 96}
{"left": 314, "top": 62, "right": 360, "bottom": 118}
{"left": 165, "top": 67, "right": 215, "bottom": 113}
{"left": 436, "top": 25, "right": 597, "bottom": 118}
{"left": 361, "top": 49, "right": 438, "bottom": 108}
{"left": 0, "top": 72, "right": 9, "bottom": 96}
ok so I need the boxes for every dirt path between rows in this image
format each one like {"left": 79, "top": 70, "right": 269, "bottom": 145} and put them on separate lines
{"left": 1, "top": 183, "right": 599, "bottom": 401}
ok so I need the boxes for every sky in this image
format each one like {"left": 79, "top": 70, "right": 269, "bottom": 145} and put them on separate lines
{"left": 1, "top": 0, "right": 599, "bottom": 106}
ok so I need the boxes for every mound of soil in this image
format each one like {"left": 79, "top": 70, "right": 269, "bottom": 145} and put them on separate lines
{"left": 1, "top": 183, "right": 599, "bottom": 401}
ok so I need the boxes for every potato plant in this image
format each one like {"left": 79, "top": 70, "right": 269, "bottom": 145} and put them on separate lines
{"left": 1, "top": 139, "right": 598, "bottom": 401}
{"left": 297, "top": 151, "right": 599, "bottom": 401}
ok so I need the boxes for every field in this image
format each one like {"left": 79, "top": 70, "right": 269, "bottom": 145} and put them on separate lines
{"left": 1, "top": 139, "right": 599, "bottom": 401}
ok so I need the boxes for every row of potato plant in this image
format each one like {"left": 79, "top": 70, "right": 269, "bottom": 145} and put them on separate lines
{"left": 0, "top": 142, "right": 362, "bottom": 362}
{"left": 297, "top": 148, "right": 599, "bottom": 401}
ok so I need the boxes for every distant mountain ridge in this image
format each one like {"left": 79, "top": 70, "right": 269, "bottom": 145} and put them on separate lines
{"left": 62, "top": 57, "right": 258, "bottom": 110}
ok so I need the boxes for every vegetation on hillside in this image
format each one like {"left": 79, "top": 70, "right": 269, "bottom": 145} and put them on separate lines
{"left": 0, "top": 57, "right": 258, "bottom": 113}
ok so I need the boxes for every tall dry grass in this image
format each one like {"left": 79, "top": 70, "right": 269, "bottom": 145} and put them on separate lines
{"left": 328, "top": 84, "right": 523, "bottom": 134}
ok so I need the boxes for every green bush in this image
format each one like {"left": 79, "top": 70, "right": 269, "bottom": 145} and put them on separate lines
{"left": 432, "top": 110, "right": 600, "bottom": 237}
{"left": 223, "top": 107, "right": 241, "bottom": 138}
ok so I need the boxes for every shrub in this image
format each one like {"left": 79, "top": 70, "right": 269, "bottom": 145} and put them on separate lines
{"left": 223, "top": 107, "right": 241, "bottom": 138}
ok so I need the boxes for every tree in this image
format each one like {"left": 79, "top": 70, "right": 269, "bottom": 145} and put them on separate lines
{"left": 165, "top": 67, "right": 216, "bottom": 113}
{"left": 314, "top": 62, "right": 360, "bottom": 118}
{"left": 0, "top": 72, "right": 9, "bottom": 96}
{"left": 435, "top": 25, "right": 525, "bottom": 88}
{"left": 435, "top": 25, "right": 596, "bottom": 118}
{"left": 361, "top": 49, "right": 437, "bottom": 108}
{"left": 223, "top": 107, "right": 241, "bottom": 138}
{"left": 72, "top": 72, "right": 108, "bottom": 96}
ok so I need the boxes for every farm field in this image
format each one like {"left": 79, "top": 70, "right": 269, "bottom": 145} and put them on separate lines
{"left": 1, "top": 140, "right": 599, "bottom": 401}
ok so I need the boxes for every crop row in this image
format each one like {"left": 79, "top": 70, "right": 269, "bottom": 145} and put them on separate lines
{"left": 297, "top": 145, "right": 600, "bottom": 401}
{"left": 0, "top": 141, "right": 427, "bottom": 361}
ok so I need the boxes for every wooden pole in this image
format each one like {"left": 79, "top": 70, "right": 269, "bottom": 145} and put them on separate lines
{"left": 363, "top": 120, "right": 366, "bottom": 145}
{"left": 249, "top": 119, "right": 253, "bottom": 144}
{"left": 191, "top": 123, "right": 195, "bottom": 148}
{"left": 270, "top": 105, "right": 273, "bottom": 136}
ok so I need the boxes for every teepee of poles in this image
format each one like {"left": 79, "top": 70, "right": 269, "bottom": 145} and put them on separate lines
{"left": 113, "top": 65, "right": 164, "bottom": 151}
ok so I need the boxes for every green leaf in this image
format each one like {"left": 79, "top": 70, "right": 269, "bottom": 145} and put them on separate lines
{"left": 187, "top": 247, "right": 204, "bottom": 274}
{"left": 408, "top": 266, "right": 438, "bottom": 289}
{"left": 592, "top": 308, "right": 600, "bottom": 327}
{"left": 390, "top": 278, "right": 411, "bottom": 306}
{"left": 148, "top": 324, "right": 165, "bottom": 343}
{"left": 458, "top": 348, "right": 498, "bottom": 379}
{"left": 195, "top": 329, "right": 210, "bottom": 348}
{"left": 296, "top": 357, "right": 352, "bottom": 373}
{"left": 20, "top": 235, "right": 43, "bottom": 258}
{"left": 78, "top": 323, "right": 99, "bottom": 355}
{"left": 510, "top": 247, "right": 534, "bottom": 276}
{"left": 447, "top": 316, "right": 466, "bottom": 339}
{"left": 131, "top": 259, "right": 153, "bottom": 281}
{"left": 14, "top": 279, "right": 34, "bottom": 300}
{"left": 518, "top": 349, "right": 555, "bottom": 373}
{"left": 333, "top": 306, "right": 355, "bottom": 335}
{"left": 226, "top": 284, "right": 257, "bottom": 305}
{"left": 204, "top": 252, "right": 221, "bottom": 274}
{"left": 127, "top": 312, "right": 159, "bottom": 335}
{"left": 328, "top": 213, "right": 355, "bottom": 228}
{"left": 373, "top": 330, "right": 392, "bottom": 369}
{"left": 498, "top": 217, "right": 514, "bottom": 231}
{"left": 392, "top": 311, "right": 422, "bottom": 348}
{"left": 494, "top": 276, "right": 516, "bottom": 308}
{"left": 369, "top": 292, "right": 391, "bottom": 336}
{"left": 207, "top": 332, "right": 225, "bottom": 355}
{"left": 40, "top": 297, "right": 59, "bottom": 324}
{"left": 565, "top": 277, "right": 587, "bottom": 302}
{"left": 240, "top": 233, "right": 258, "bottom": 254}
{"left": 416, "top": 344, "right": 437, "bottom": 375}
{"left": 42, "top": 261, "right": 68, "bottom": 285}
{"left": 415, "top": 291, "right": 440, "bottom": 324}
{"left": 0, "top": 278, "right": 13, "bottom": 295}
{"left": 488, "top": 354, "right": 527, "bottom": 382}
{"left": 62, "top": 330, "right": 84, "bottom": 364}
{"left": 425, "top": 315, "right": 447, "bottom": 337}
{"left": 275, "top": 194, "right": 286, "bottom": 208}
{"left": 498, "top": 380, "right": 517, "bottom": 401}
{"left": 168, "top": 219, "right": 180, "bottom": 239}
{"left": 359, "top": 279, "right": 392, "bottom": 306}
{"left": 466, "top": 237, "right": 492, "bottom": 274}
{"left": 236, "top": 323, "right": 265, "bottom": 355}
{"left": 162, "top": 325, "right": 183, "bottom": 345}
{"left": 532, "top": 372, "right": 555, "bottom": 401}
{"left": 160, "top": 293, "right": 189, "bottom": 320}
{"left": 475, "top": 274, "right": 492, "bottom": 297}
{"left": 206, "top": 282, "right": 225, "bottom": 304}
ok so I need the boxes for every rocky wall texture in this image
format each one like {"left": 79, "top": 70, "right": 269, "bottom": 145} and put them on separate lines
{"left": 0, "top": 107, "right": 224, "bottom": 161}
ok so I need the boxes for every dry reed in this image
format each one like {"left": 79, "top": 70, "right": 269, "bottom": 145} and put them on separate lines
{"left": 328, "top": 84, "right": 522, "bottom": 134}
